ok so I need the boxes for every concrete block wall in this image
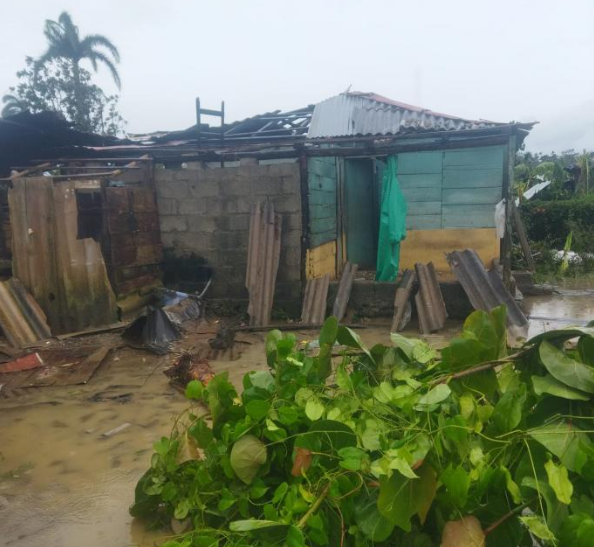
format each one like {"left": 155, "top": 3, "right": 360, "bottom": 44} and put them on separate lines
{"left": 155, "top": 161, "right": 303, "bottom": 314}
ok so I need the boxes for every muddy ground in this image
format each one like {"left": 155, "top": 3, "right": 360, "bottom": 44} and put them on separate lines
{"left": 1, "top": 287, "right": 593, "bottom": 547}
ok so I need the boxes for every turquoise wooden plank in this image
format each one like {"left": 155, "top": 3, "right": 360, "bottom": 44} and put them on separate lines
{"left": 309, "top": 173, "right": 337, "bottom": 192}
{"left": 308, "top": 157, "right": 337, "bottom": 179}
{"left": 399, "top": 173, "right": 442, "bottom": 190}
{"left": 311, "top": 215, "right": 336, "bottom": 233}
{"left": 401, "top": 187, "right": 442, "bottom": 202}
{"left": 397, "top": 151, "right": 442, "bottom": 174}
{"left": 442, "top": 168, "right": 503, "bottom": 188}
{"left": 311, "top": 230, "right": 336, "bottom": 248}
{"left": 443, "top": 146, "right": 505, "bottom": 169}
{"left": 310, "top": 203, "right": 336, "bottom": 218}
{"left": 406, "top": 215, "right": 442, "bottom": 230}
{"left": 309, "top": 191, "right": 336, "bottom": 206}
{"left": 407, "top": 201, "right": 442, "bottom": 215}
{"left": 442, "top": 205, "right": 496, "bottom": 228}
{"left": 442, "top": 187, "right": 502, "bottom": 205}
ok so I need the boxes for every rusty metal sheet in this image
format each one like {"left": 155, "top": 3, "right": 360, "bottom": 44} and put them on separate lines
{"left": 446, "top": 249, "right": 528, "bottom": 329}
{"left": 0, "top": 278, "right": 51, "bottom": 347}
{"left": 246, "top": 202, "right": 282, "bottom": 326}
{"left": 302, "top": 274, "right": 330, "bottom": 325}
{"left": 391, "top": 269, "right": 416, "bottom": 332}
{"left": 332, "top": 262, "right": 358, "bottom": 321}
{"left": 414, "top": 262, "right": 448, "bottom": 334}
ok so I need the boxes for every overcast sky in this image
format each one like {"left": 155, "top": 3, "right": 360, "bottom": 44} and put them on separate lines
{"left": 1, "top": 0, "right": 593, "bottom": 152}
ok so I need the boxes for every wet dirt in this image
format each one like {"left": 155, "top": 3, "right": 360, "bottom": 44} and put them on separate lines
{"left": 1, "top": 289, "right": 594, "bottom": 547}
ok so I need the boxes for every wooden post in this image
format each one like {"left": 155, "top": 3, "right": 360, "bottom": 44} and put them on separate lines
{"left": 501, "top": 133, "right": 516, "bottom": 289}
{"left": 511, "top": 200, "right": 535, "bottom": 272}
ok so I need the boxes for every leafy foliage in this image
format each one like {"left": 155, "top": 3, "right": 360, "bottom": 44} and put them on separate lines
{"left": 131, "top": 307, "right": 594, "bottom": 547}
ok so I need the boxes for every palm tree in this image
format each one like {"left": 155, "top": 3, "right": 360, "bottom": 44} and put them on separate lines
{"left": 37, "top": 11, "right": 120, "bottom": 126}
{"left": 1, "top": 94, "right": 28, "bottom": 117}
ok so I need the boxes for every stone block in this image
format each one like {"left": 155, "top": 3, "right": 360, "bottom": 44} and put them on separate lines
{"left": 154, "top": 169, "right": 176, "bottom": 183}
{"left": 173, "top": 231, "right": 217, "bottom": 252}
{"left": 283, "top": 246, "right": 302, "bottom": 268}
{"left": 178, "top": 199, "right": 207, "bottom": 215}
{"left": 274, "top": 194, "right": 301, "bottom": 214}
{"left": 236, "top": 197, "right": 254, "bottom": 213}
{"left": 282, "top": 176, "right": 300, "bottom": 195}
{"left": 220, "top": 176, "right": 248, "bottom": 197}
{"left": 216, "top": 231, "right": 248, "bottom": 250}
{"left": 187, "top": 215, "right": 218, "bottom": 233}
{"left": 284, "top": 213, "right": 302, "bottom": 231}
{"left": 199, "top": 197, "right": 224, "bottom": 215}
{"left": 277, "top": 263, "right": 301, "bottom": 282}
{"left": 188, "top": 180, "right": 219, "bottom": 198}
{"left": 282, "top": 229, "right": 302, "bottom": 248}
{"left": 157, "top": 198, "right": 177, "bottom": 215}
{"left": 159, "top": 215, "right": 187, "bottom": 233}
{"left": 249, "top": 177, "right": 283, "bottom": 196}
{"left": 156, "top": 180, "right": 189, "bottom": 200}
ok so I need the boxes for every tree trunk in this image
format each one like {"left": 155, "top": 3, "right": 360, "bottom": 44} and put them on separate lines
{"left": 72, "top": 60, "right": 85, "bottom": 128}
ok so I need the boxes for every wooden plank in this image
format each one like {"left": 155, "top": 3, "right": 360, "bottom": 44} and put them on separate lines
{"left": 52, "top": 346, "right": 111, "bottom": 386}
{"left": 310, "top": 216, "right": 336, "bottom": 234}
{"left": 310, "top": 230, "right": 336, "bottom": 248}
{"left": 398, "top": 173, "right": 442, "bottom": 189}
{"left": 443, "top": 146, "right": 505, "bottom": 169}
{"left": 442, "top": 187, "right": 502, "bottom": 205}
{"left": 442, "top": 168, "right": 503, "bottom": 188}
{"left": 309, "top": 175, "right": 337, "bottom": 192}
{"left": 401, "top": 187, "right": 442, "bottom": 202}
{"left": 397, "top": 151, "right": 442, "bottom": 174}
{"left": 406, "top": 215, "right": 442, "bottom": 230}
{"left": 442, "top": 204, "right": 496, "bottom": 228}
{"left": 407, "top": 201, "right": 442, "bottom": 215}
{"left": 308, "top": 191, "right": 336, "bottom": 206}
{"left": 511, "top": 201, "right": 535, "bottom": 272}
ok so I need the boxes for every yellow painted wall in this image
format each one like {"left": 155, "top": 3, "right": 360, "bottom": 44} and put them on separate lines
{"left": 306, "top": 240, "right": 336, "bottom": 280}
{"left": 399, "top": 228, "right": 499, "bottom": 278}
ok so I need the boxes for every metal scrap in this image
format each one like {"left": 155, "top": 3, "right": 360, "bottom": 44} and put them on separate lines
{"left": 332, "top": 262, "right": 358, "bottom": 321}
{"left": 446, "top": 249, "right": 528, "bottom": 331}
{"left": 391, "top": 269, "right": 416, "bottom": 333}
{"left": 246, "top": 202, "right": 282, "bottom": 327}
{"left": 0, "top": 278, "right": 51, "bottom": 347}
{"left": 414, "top": 262, "right": 448, "bottom": 334}
{"left": 302, "top": 274, "right": 330, "bottom": 325}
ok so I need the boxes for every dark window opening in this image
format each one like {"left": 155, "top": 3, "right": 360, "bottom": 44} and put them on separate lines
{"left": 76, "top": 190, "right": 104, "bottom": 242}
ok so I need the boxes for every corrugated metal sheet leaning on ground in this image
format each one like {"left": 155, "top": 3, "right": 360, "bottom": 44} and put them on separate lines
{"left": 246, "top": 202, "right": 282, "bottom": 327}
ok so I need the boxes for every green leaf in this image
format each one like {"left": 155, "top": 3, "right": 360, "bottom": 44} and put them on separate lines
{"left": 521, "top": 476, "right": 568, "bottom": 534}
{"left": 185, "top": 380, "right": 203, "bottom": 400}
{"left": 319, "top": 316, "right": 338, "bottom": 346}
{"left": 529, "top": 326, "right": 594, "bottom": 347}
{"left": 278, "top": 405, "right": 299, "bottom": 425}
{"left": 354, "top": 490, "right": 395, "bottom": 541}
{"left": 389, "top": 455, "right": 418, "bottom": 479}
{"left": 229, "top": 519, "right": 287, "bottom": 532}
{"left": 440, "top": 465, "right": 470, "bottom": 508}
{"left": 248, "top": 371, "right": 275, "bottom": 392}
{"left": 500, "top": 466, "right": 521, "bottom": 504}
{"left": 519, "top": 516, "right": 556, "bottom": 541}
{"left": 174, "top": 498, "right": 191, "bottom": 520}
{"left": 245, "top": 400, "right": 271, "bottom": 420}
{"left": 578, "top": 335, "right": 594, "bottom": 366}
{"left": 528, "top": 420, "right": 591, "bottom": 472}
{"left": 265, "top": 330, "right": 283, "bottom": 366}
{"left": 532, "top": 374, "right": 590, "bottom": 401}
{"left": 338, "top": 446, "right": 367, "bottom": 471}
{"left": 560, "top": 513, "right": 594, "bottom": 547}
{"left": 188, "top": 418, "right": 213, "bottom": 448}
{"left": 545, "top": 459, "right": 573, "bottom": 505}
{"left": 337, "top": 326, "right": 375, "bottom": 364}
{"left": 272, "top": 482, "right": 289, "bottom": 503}
{"left": 207, "top": 372, "right": 237, "bottom": 427}
{"left": 295, "top": 388, "right": 315, "bottom": 408}
{"left": 492, "top": 384, "right": 526, "bottom": 433}
{"left": 539, "top": 340, "right": 594, "bottom": 393}
{"left": 305, "top": 398, "right": 325, "bottom": 421}
{"left": 229, "top": 435, "right": 267, "bottom": 484}
{"left": 415, "top": 384, "right": 451, "bottom": 408}
{"left": 286, "top": 525, "right": 306, "bottom": 547}
{"left": 378, "top": 464, "right": 437, "bottom": 531}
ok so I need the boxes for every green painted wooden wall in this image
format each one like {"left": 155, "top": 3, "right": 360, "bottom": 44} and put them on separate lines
{"left": 307, "top": 157, "right": 337, "bottom": 247}
{"left": 398, "top": 145, "right": 505, "bottom": 230}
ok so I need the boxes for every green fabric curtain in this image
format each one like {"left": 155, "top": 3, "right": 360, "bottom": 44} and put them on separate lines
{"left": 375, "top": 156, "right": 407, "bottom": 281}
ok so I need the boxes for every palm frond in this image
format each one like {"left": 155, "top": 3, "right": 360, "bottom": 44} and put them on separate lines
{"left": 80, "top": 34, "right": 120, "bottom": 63}
{"left": 87, "top": 51, "right": 121, "bottom": 88}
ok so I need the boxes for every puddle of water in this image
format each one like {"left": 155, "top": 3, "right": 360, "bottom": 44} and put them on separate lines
{"left": 524, "top": 287, "right": 594, "bottom": 338}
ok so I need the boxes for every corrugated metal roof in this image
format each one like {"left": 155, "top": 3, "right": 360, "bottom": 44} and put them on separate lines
{"left": 246, "top": 202, "right": 282, "bottom": 327}
{"left": 308, "top": 92, "right": 504, "bottom": 139}
{"left": 446, "top": 249, "right": 528, "bottom": 332}
{"left": 414, "top": 263, "right": 448, "bottom": 334}
{"left": 302, "top": 274, "right": 330, "bottom": 325}
{"left": 332, "top": 262, "right": 358, "bottom": 322}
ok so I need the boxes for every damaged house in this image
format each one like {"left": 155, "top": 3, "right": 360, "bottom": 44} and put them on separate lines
{"left": 0, "top": 92, "right": 534, "bottom": 335}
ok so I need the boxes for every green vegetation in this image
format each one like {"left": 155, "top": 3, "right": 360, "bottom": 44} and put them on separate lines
{"left": 131, "top": 309, "right": 594, "bottom": 546}
{"left": 2, "top": 11, "right": 125, "bottom": 135}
